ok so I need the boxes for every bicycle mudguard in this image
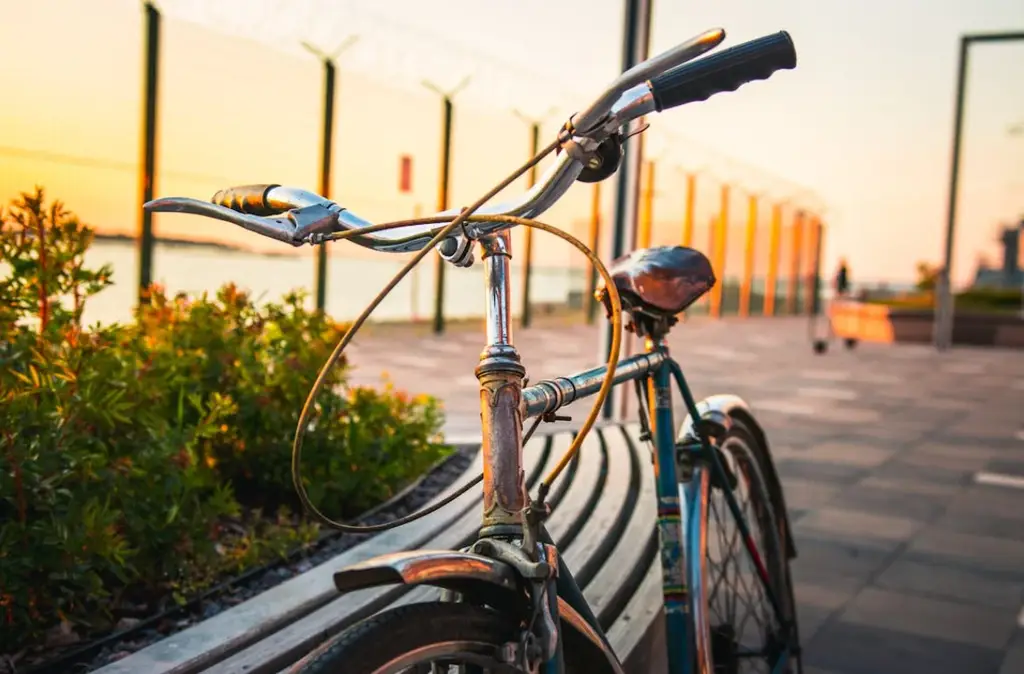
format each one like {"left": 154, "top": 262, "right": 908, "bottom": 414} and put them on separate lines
{"left": 332, "top": 549, "right": 625, "bottom": 674}
{"left": 678, "top": 394, "right": 798, "bottom": 559}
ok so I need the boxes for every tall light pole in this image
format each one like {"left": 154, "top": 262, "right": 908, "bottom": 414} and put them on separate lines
{"left": 303, "top": 35, "right": 359, "bottom": 313}
{"left": 423, "top": 76, "right": 472, "bottom": 335}
{"left": 600, "top": 0, "right": 652, "bottom": 421}
{"left": 512, "top": 107, "right": 557, "bottom": 328}
{"left": 935, "top": 31, "right": 1024, "bottom": 350}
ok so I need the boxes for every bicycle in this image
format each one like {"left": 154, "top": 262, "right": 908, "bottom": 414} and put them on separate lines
{"left": 147, "top": 26, "right": 801, "bottom": 674}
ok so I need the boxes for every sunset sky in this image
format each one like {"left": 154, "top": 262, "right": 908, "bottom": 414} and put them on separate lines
{"left": 1, "top": 0, "right": 1023, "bottom": 286}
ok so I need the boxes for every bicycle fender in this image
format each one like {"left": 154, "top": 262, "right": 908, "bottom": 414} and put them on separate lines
{"left": 678, "top": 394, "right": 798, "bottom": 559}
{"left": 332, "top": 549, "right": 625, "bottom": 674}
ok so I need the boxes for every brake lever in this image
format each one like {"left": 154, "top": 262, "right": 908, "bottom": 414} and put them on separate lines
{"left": 144, "top": 197, "right": 342, "bottom": 246}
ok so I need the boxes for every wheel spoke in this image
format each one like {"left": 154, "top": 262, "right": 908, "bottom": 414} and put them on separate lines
{"left": 700, "top": 434, "right": 799, "bottom": 674}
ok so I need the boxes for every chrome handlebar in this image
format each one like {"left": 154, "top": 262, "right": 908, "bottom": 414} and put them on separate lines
{"left": 144, "top": 28, "right": 729, "bottom": 265}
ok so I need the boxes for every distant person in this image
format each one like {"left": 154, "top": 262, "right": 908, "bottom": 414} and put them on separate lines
{"left": 834, "top": 259, "right": 850, "bottom": 298}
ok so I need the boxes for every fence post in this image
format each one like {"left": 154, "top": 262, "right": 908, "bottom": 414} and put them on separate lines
{"left": 314, "top": 60, "right": 335, "bottom": 312}
{"left": 585, "top": 182, "right": 602, "bottom": 324}
{"left": 303, "top": 36, "right": 357, "bottom": 314}
{"left": 682, "top": 172, "right": 695, "bottom": 247}
{"left": 739, "top": 193, "right": 758, "bottom": 317}
{"left": 520, "top": 121, "right": 541, "bottom": 327}
{"left": 637, "top": 160, "right": 656, "bottom": 248}
{"left": 709, "top": 184, "right": 729, "bottom": 318}
{"left": 422, "top": 77, "right": 470, "bottom": 335}
{"left": 764, "top": 202, "right": 782, "bottom": 316}
{"left": 786, "top": 210, "right": 805, "bottom": 315}
{"left": 807, "top": 216, "right": 825, "bottom": 316}
{"left": 136, "top": 1, "right": 160, "bottom": 307}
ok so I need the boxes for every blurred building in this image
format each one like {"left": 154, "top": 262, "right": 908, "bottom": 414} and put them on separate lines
{"left": 973, "top": 219, "right": 1024, "bottom": 289}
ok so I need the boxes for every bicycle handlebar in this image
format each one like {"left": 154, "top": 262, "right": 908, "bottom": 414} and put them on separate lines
{"left": 144, "top": 28, "right": 797, "bottom": 265}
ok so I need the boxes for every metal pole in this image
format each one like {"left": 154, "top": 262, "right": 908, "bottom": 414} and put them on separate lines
{"left": 709, "top": 183, "right": 729, "bottom": 318}
{"left": 585, "top": 182, "right": 602, "bottom": 324}
{"left": 764, "top": 203, "right": 782, "bottom": 316}
{"left": 136, "top": 1, "right": 160, "bottom": 307}
{"left": 934, "top": 31, "right": 1024, "bottom": 350}
{"left": 739, "top": 193, "right": 758, "bottom": 317}
{"left": 637, "top": 160, "right": 656, "bottom": 248}
{"left": 935, "top": 37, "right": 969, "bottom": 351}
{"left": 314, "top": 60, "right": 335, "bottom": 312}
{"left": 682, "top": 172, "right": 695, "bottom": 247}
{"left": 302, "top": 36, "right": 357, "bottom": 314}
{"left": 786, "top": 210, "right": 805, "bottom": 315}
{"left": 600, "top": 0, "right": 652, "bottom": 420}
{"left": 521, "top": 121, "right": 540, "bottom": 327}
{"left": 433, "top": 95, "right": 454, "bottom": 335}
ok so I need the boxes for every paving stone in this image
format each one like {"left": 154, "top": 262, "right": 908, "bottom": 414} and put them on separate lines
{"left": 871, "top": 458, "right": 974, "bottom": 487}
{"left": 943, "top": 485, "right": 1024, "bottom": 522}
{"left": 794, "top": 576, "right": 862, "bottom": 611}
{"left": 856, "top": 474, "right": 961, "bottom": 498}
{"left": 932, "top": 509, "right": 1024, "bottom": 543}
{"left": 799, "top": 441, "right": 897, "bottom": 468}
{"left": 985, "top": 457, "right": 1024, "bottom": 475}
{"left": 838, "top": 587, "right": 1017, "bottom": 650}
{"left": 790, "top": 535, "right": 894, "bottom": 585}
{"left": 906, "top": 529, "right": 1024, "bottom": 579}
{"left": 874, "top": 558, "right": 1024, "bottom": 610}
{"left": 774, "top": 458, "right": 871, "bottom": 485}
{"left": 796, "top": 507, "right": 924, "bottom": 547}
{"left": 805, "top": 621, "right": 1004, "bottom": 674}
{"left": 898, "top": 447, "right": 993, "bottom": 473}
{"left": 778, "top": 478, "right": 843, "bottom": 511}
{"left": 796, "top": 604, "right": 837, "bottom": 643}
{"left": 999, "top": 631, "right": 1024, "bottom": 674}
{"left": 826, "top": 484, "right": 949, "bottom": 523}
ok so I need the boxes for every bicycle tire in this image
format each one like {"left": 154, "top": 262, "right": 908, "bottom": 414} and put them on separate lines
{"left": 697, "top": 419, "right": 802, "bottom": 674}
{"left": 287, "top": 601, "right": 614, "bottom": 673}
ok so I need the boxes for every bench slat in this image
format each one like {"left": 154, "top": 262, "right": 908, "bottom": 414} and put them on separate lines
{"left": 562, "top": 426, "right": 640, "bottom": 590}
{"left": 584, "top": 424, "right": 658, "bottom": 628}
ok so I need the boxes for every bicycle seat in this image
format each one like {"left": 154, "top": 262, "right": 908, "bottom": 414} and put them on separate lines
{"left": 597, "top": 245, "right": 716, "bottom": 317}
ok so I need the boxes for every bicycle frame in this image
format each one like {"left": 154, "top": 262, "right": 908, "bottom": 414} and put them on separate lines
{"left": 330, "top": 231, "right": 794, "bottom": 674}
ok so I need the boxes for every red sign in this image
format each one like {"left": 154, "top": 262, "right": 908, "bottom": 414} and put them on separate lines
{"left": 399, "top": 155, "right": 413, "bottom": 193}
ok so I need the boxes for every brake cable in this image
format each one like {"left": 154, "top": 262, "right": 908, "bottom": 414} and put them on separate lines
{"left": 290, "top": 145, "right": 623, "bottom": 534}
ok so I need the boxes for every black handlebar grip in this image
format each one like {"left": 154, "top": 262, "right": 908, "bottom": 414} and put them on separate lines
{"left": 649, "top": 31, "right": 796, "bottom": 112}
{"left": 211, "top": 184, "right": 282, "bottom": 216}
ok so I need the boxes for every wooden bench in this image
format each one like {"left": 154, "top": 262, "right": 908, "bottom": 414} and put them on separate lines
{"left": 95, "top": 423, "right": 664, "bottom": 674}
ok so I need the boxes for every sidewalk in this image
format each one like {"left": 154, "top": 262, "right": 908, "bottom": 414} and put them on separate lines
{"left": 346, "top": 315, "right": 1024, "bottom": 674}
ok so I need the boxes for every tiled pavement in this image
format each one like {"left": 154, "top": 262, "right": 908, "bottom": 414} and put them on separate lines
{"left": 345, "top": 315, "right": 1024, "bottom": 674}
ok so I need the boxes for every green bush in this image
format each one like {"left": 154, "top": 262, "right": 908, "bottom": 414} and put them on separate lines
{"left": 0, "top": 188, "right": 448, "bottom": 650}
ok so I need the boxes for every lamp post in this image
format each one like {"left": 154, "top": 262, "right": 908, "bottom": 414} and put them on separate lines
{"left": 599, "top": 0, "right": 652, "bottom": 422}
{"left": 935, "top": 31, "right": 1024, "bottom": 350}
{"left": 1010, "top": 121, "right": 1024, "bottom": 319}
{"left": 512, "top": 106, "right": 557, "bottom": 328}
{"left": 302, "top": 35, "right": 359, "bottom": 313}
{"left": 422, "top": 76, "right": 472, "bottom": 335}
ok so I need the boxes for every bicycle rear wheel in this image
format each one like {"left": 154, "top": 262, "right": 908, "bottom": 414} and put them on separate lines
{"left": 692, "top": 419, "right": 802, "bottom": 674}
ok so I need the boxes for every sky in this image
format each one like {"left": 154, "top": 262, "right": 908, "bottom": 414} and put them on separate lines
{"left": 1, "top": 0, "right": 1023, "bottom": 286}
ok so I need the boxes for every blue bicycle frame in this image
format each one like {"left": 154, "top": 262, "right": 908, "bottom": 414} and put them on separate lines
{"left": 524, "top": 339, "right": 793, "bottom": 674}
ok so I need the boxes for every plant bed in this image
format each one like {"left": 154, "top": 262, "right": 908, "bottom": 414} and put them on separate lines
{"left": 18, "top": 445, "right": 477, "bottom": 674}
{"left": 0, "top": 189, "right": 453, "bottom": 673}
{"left": 827, "top": 298, "right": 1024, "bottom": 348}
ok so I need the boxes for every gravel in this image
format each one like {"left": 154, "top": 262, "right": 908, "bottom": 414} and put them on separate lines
{"left": 17, "top": 445, "right": 478, "bottom": 674}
